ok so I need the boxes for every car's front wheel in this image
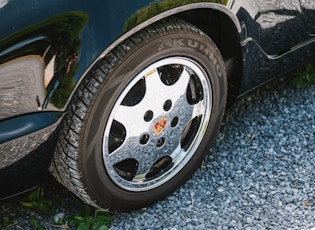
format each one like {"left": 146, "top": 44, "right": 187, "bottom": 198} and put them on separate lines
{"left": 50, "top": 18, "right": 227, "bottom": 211}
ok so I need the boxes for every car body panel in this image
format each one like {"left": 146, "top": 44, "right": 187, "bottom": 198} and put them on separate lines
{"left": 0, "top": 114, "right": 61, "bottom": 200}
{"left": 300, "top": 0, "right": 315, "bottom": 34}
{"left": 0, "top": 0, "right": 314, "bottom": 200}
{"left": 231, "top": 0, "right": 315, "bottom": 92}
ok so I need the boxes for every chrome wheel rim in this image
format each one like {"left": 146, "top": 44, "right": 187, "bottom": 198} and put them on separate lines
{"left": 102, "top": 57, "right": 212, "bottom": 191}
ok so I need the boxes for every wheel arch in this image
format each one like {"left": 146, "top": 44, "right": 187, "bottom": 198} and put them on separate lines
{"left": 72, "top": 3, "right": 243, "bottom": 110}
{"left": 175, "top": 6, "right": 243, "bottom": 102}
{"left": 122, "top": 2, "right": 244, "bottom": 101}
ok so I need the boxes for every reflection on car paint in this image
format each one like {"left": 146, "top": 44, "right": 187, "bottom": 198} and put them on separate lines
{"left": 0, "top": 119, "right": 61, "bottom": 199}
{"left": 124, "top": 0, "right": 229, "bottom": 32}
{"left": 0, "top": 56, "right": 45, "bottom": 119}
{"left": 231, "top": 0, "right": 315, "bottom": 93}
{"left": 0, "top": 12, "right": 88, "bottom": 121}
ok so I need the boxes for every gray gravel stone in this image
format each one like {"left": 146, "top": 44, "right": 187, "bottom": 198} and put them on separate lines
{"left": 109, "top": 80, "right": 315, "bottom": 229}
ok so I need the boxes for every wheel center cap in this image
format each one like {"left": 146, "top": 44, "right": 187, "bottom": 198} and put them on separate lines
{"left": 153, "top": 117, "right": 168, "bottom": 136}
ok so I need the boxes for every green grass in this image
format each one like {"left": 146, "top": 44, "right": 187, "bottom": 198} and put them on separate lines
{"left": 0, "top": 216, "right": 15, "bottom": 229}
{"left": 68, "top": 208, "right": 112, "bottom": 230}
{"left": 20, "top": 187, "right": 54, "bottom": 215}
{"left": 0, "top": 177, "right": 112, "bottom": 230}
{"left": 290, "top": 62, "right": 315, "bottom": 89}
{"left": 15, "top": 184, "right": 112, "bottom": 230}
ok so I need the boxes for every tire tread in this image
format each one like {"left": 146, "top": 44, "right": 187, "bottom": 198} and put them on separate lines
{"left": 50, "top": 17, "right": 223, "bottom": 210}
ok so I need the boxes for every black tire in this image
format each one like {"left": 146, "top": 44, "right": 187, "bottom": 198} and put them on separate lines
{"left": 50, "top": 18, "right": 227, "bottom": 211}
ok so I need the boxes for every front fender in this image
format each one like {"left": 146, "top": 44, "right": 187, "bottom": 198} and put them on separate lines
{"left": 0, "top": 1, "right": 240, "bottom": 119}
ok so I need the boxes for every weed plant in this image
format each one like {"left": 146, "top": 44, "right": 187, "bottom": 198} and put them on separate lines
{"left": 290, "top": 62, "right": 315, "bottom": 89}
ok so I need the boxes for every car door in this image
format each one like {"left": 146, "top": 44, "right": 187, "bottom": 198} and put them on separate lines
{"left": 299, "top": 0, "right": 315, "bottom": 34}
{"left": 231, "top": 0, "right": 310, "bottom": 92}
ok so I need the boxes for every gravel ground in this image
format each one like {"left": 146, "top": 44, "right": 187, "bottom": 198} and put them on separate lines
{"left": 1, "top": 78, "right": 315, "bottom": 229}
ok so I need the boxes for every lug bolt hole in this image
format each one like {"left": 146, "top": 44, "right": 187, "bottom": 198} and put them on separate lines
{"left": 156, "top": 137, "right": 165, "bottom": 148}
{"left": 163, "top": 100, "right": 172, "bottom": 111}
{"left": 171, "top": 117, "right": 179, "bottom": 127}
{"left": 144, "top": 110, "right": 154, "bottom": 122}
{"left": 140, "top": 134, "right": 150, "bottom": 145}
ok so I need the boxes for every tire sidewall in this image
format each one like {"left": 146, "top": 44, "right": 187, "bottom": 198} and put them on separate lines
{"left": 81, "top": 32, "right": 227, "bottom": 211}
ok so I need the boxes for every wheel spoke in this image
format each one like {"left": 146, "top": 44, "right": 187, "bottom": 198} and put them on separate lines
{"left": 114, "top": 104, "right": 150, "bottom": 138}
{"left": 166, "top": 68, "right": 191, "bottom": 102}
{"left": 142, "top": 69, "right": 169, "bottom": 116}
{"left": 108, "top": 134, "right": 175, "bottom": 179}
{"left": 192, "top": 100, "right": 206, "bottom": 118}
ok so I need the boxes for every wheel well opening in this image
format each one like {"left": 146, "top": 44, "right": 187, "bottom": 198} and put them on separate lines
{"left": 175, "top": 8, "right": 243, "bottom": 104}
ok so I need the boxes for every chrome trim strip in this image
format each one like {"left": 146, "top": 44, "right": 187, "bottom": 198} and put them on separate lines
{"left": 241, "top": 37, "right": 315, "bottom": 60}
